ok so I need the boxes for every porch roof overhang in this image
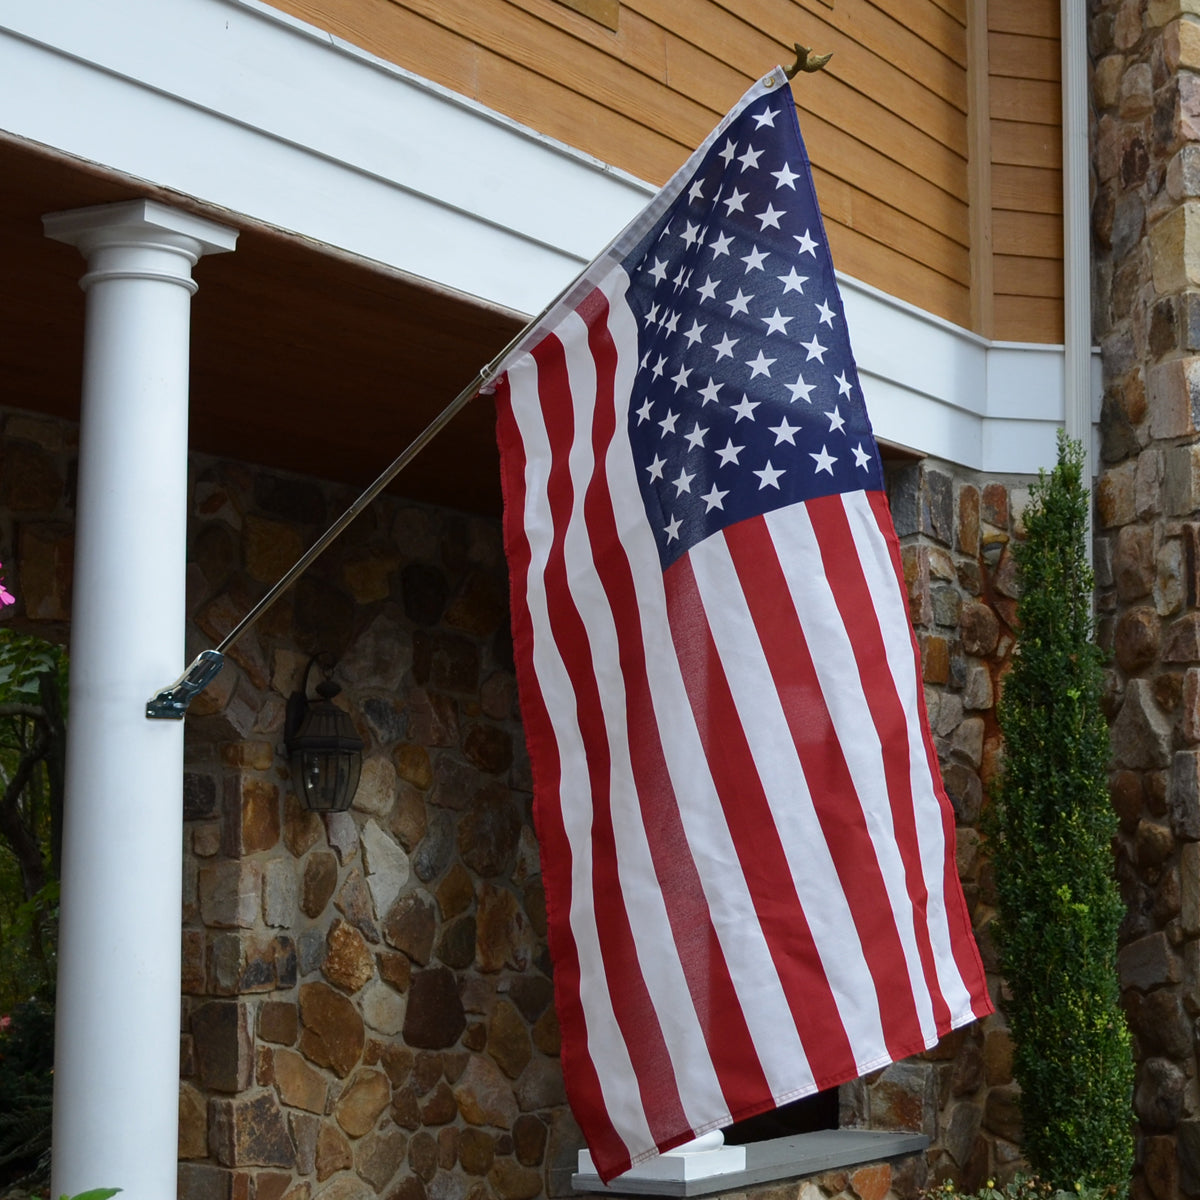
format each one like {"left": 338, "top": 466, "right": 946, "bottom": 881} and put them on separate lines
{"left": 1, "top": 0, "right": 1089, "bottom": 517}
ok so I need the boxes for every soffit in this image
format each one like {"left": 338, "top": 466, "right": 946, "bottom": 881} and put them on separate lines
{"left": 0, "top": 137, "right": 523, "bottom": 516}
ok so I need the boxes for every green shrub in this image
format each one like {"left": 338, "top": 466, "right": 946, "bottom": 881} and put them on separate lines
{"left": 991, "top": 434, "right": 1132, "bottom": 1195}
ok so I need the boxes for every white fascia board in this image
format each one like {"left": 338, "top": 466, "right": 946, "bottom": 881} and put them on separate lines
{"left": 0, "top": 0, "right": 1091, "bottom": 475}
{"left": 841, "top": 274, "right": 1091, "bottom": 476}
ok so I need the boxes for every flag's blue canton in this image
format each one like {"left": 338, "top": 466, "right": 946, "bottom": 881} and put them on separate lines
{"left": 621, "top": 94, "right": 885, "bottom": 569}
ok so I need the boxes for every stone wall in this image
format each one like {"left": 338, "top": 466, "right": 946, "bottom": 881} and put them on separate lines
{"left": 0, "top": 404, "right": 1033, "bottom": 1200}
{"left": 1092, "top": 0, "right": 1200, "bottom": 1194}
{"left": 176, "top": 453, "right": 576, "bottom": 1200}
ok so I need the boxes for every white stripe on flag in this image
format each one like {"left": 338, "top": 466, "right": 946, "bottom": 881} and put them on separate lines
{"left": 842, "top": 490, "right": 978, "bottom": 1022}
{"left": 596, "top": 274, "right": 818, "bottom": 1105}
{"left": 554, "top": 306, "right": 730, "bottom": 1132}
{"left": 686, "top": 521, "right": 890, "bottom": 1067}
{"left": 505, "top": 352, "right": 651, "bottom": 1161}
{"left": 765, "top": 500, "right": 939, "bottom": 1045}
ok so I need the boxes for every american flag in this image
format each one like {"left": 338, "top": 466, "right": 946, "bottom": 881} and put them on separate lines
{"left": 492, "top": 69, "right": 992, "bottom": 1182}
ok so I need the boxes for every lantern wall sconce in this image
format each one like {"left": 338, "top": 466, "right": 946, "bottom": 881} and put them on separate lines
{"left": 285, "top": 655, "right": 364, "bottom": 813}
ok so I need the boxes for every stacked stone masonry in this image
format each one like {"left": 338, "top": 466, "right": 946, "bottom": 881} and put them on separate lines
{"left": 872, "top": 458, "right": 1034, "bottom": 1193}
{"left": 1093, "top": 0, "right": 1200, "bottom": 1194}
{"left": 0, "top": 407, "right": 1034, "bottom": 1200}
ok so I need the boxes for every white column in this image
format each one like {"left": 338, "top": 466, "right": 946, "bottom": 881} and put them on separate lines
{"left": 43, "top": 199, "right": 236, "bottom": 1200}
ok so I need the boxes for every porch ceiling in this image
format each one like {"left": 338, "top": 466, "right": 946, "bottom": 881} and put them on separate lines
{"left": 0, "top": 135, "right": 525, "bottom": 517}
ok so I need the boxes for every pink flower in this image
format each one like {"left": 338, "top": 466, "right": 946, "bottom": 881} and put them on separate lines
{"left": 0, "top": 562, "right": 14, "bottom": 608}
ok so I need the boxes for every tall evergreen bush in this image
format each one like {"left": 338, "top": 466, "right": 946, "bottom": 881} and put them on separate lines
{"left": 993, "top": 433, "right": 1132, "bottom": 1194}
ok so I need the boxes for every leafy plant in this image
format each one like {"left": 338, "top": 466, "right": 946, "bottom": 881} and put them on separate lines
{"left": 0, "top": 628, "right": 67, "bottom": 1011}
{"left": 0, "top": 627, "right": 67, "bottom": 1193}
{"left": 0, "top": 997, "right": 54, "bottom": 1187}
{"left": 926, "top": 1175, "right": 1121, "bottom": 1200}
{"left": 990, "top": 434, "right": 1133, "bottom": 1194}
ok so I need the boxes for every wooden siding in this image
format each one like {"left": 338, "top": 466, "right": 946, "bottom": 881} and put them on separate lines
{"left": 264, "top": 0, "right": 1062, "bottom": 341}
{"left": 266, "top": 0, "right": 971, "bottom": 327}
{"left": 988, "top": 0, "right": 1063, "bottom": 342}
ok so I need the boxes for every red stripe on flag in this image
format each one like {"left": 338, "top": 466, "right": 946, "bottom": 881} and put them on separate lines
{"left": 723, "top": 514, "right": 926, "bottom": 1061}
{"left": 662, "top": 548, "right": 858, "bottom": 1091}
{"left": 493, "top": 376, "right": 630, "bottom": 1171}
{"left": 864, "top": 489, "right": 992, "bottom": 1018}
{"left": 576, "top": 292, "right": 776, "bottom": 1122}
{"left": 806, "top": 493, "right": 952, "bottom": 1031}
{"left": 530, "top": 331, "right": 689, "bottom": 1148}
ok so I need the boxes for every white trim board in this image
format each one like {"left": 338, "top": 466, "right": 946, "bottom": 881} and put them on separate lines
{"left": 0, "top": 0, "right": 1092, "bottom": 476}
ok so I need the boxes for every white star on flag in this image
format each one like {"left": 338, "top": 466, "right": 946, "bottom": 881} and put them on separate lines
{"left": 769, "top": 416, "right": 801, "bottom": 444}
{"left": 778, "top": 267, "right": 808, "bottom": 293}
{"left": 712, "top": 332, "right": 738, "bottom": 360}
{"left": 786, "top": 373, "right": 816, "bottom": 403}
{"left": 754, "top": 459, "right": 785, "bottom": 488}
{"left": 715, "top": 437, "right": 743, "bottom": 465}
{"left": 709, "top": 231, "right": 734, "bottom": 257}
{"left": 802, "top": 335, "right": 826, "bottom": 362}
{"left": 757, "top": 203, "right": 785, "bottom": 230}
{"left": 761, "top": 308, "right": 792, "bottom": 335}
{"left": 738, "top": 145, "right": 763, "bottom": 171}
{"left": 722, "top": 188, "right": 748, "bottom": 214}
{"left": 772, "top": 161, "right": 800, "bottom": 188}
{"left": 746, "top": 350, "right": 776, "bottom": 378}
{"left": 811, "top": 444, "right": 836, "bottom": 474}
{"left": 741, "top": 246, "right": 769, "bottom": 273}
{"left": 726, "top": 290, "right": 754, "bottom": 316}
{"left": 731, "top": 394, "right": 759, "bottom": 421}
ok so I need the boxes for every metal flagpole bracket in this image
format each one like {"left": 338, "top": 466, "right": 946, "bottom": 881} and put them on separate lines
{"left": 785, "top": 44, "right": 833, "bottom": 77}
{"left": 146, "top": 649, "right": 226, "bottom": 719}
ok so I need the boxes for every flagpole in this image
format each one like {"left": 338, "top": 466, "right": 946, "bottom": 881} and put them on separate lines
{"left": 145, "top": 262, "right": 601, "bottom": 717}
{"left": 145, "top": 47, "right": 832, "bottom": 718}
